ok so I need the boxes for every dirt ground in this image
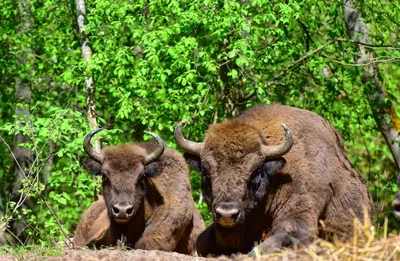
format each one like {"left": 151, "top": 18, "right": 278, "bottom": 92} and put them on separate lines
{"left": 52, "top": 249, "right": 247, "bottom": 261}
{"left": 0, "top": 244, "right": 399, "bottom": 261}
{"left": 0, "top": 248, "right": 257, "bottom": 261}
{"left": 0, "top": 247, "right": 314, "bottom": 261}
{"left": 1, "top": 233, "right": 400, "bottom": 261}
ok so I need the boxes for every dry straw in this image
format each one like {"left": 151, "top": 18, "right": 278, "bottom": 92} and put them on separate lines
{"left": 228, "top": 208, "right": 400, "bottom": 261}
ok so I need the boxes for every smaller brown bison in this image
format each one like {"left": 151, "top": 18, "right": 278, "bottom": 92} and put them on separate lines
{"left": 73, "top": 129, "right": 205, "bottom": 255}
{"left": 175, "top": 104, "right": 373, "bottom": 256}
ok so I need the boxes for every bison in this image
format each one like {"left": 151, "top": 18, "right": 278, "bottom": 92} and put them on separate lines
{"left": 391, "top": 176, "right": 400, "bottom": 217}
{"left": 174, "top": 104, "right": 373, "bottom": 256}
{"left": 72, "top": 129, "right": 205, "bottom": 255}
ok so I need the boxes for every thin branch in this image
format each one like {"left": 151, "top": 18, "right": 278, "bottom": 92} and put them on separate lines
{"left": 272, "top": 39, "right": 338, "bottom": 81}
{"left": 0, "top": 136, "right": 74, "bottom": 247}
{"left": 218, "top": 59, "right": 232, "bottom": 67}
{"left": 272, "top": 37, "right": 400, "bottom": 81}
{"left": 6, "top": 227, "right": 24, "bottom": 246}
{"left": 39, "top": 194, "right": 73, "bottom": 246}
{"left": 0, "top": 137, "right": 27, "bottom": 181}
{"left": 238, "top": 81, "right": 287, "bottom": 104}
{"left": 343, "top": 39, "right": 400, "bottom": 50}
{"left": 297, "top": 19, "right": 312, "bottom": 52}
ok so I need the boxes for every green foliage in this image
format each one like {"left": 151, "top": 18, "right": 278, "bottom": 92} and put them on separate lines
{"left": 0, "top": 0, "right": 399, "bottom": 245}
{"left": 0, "top": 106, "right": 101, "bottom": 242}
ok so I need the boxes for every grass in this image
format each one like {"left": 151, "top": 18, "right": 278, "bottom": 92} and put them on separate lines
{"left": 0, "top": 244, "right": 63, "bottom": 260}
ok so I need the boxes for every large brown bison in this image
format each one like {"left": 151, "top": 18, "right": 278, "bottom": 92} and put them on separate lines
{"left": 175, "top": 104, "right": 372, "bottom": 256}
{"left": 72, "top": 129, "right": 205, "bottom": 255}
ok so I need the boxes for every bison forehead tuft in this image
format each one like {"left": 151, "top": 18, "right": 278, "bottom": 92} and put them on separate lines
{"left": 206, "top": 120, "right": 263, "bottom": 158}
{"left": 103, "top": 145, "right": 147, "bottom": 171}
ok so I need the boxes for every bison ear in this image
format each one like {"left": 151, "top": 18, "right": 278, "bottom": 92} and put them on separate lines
{"left": 145, "top": 161, "right": 164, "bottom": 177}
{"left": 263, "top": 158, "right": 286, "bottom": 177}
{"left": 83, "top": 158, "right": 102, "bottom": 176}
{"left": 184, "top": 153, "right": 202, "bottom": 171}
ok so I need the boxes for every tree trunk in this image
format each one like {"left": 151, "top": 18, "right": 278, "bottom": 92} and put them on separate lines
{"left": 218, "top": 57, "right": 246, "bottom": 117}
{"left": 218, "top": 1, "right": 253, "bottom": 118}
{"left": 343, "top": 0, "right": 400, "bottom": 172}
{"left": 10, "top": 0, "right": 34, "bottom": 244}
{"left": 76, "top": 0, "right": 100, "bottom": 152}
{"left": 13, "top": 0, "right": 33, "bottom": 195}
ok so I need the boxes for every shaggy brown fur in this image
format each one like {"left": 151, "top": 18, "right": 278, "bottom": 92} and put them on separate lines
{"left": 181, "top": 104, "right": 372, "bottom": 256}
{"left": 72, "top": 142, "right": 205, "bottom": 255}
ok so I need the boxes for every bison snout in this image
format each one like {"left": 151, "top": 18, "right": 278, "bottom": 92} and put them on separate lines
{"left": 111, "top": 203, "right": 134, "bottom": 222}
{"left": 215, "top": 202, "right": 242, "bottom": 227}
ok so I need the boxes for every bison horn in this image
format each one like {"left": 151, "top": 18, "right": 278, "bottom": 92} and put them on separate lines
{"left": 261, "top": 123, "right": 294, "bottom": 159}
{"left": 83, "top": 128, "right": 104, "bottom": 163}
{"left": 174, "top": 120, "right": 203, "bottom": 156}
{"left": 143, "top": 131, "right": 165, "bottom": 164}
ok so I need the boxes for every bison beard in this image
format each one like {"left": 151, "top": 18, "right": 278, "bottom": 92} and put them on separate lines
{"left": 72, "top": 130, "right": 205, "bottom": 255}
{"left": 175, "top": 104, "right": 373, "bottom": 256}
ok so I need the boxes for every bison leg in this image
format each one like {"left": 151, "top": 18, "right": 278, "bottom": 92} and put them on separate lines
{"left": 176, "top": 206, "right": 206, "bottom": 255}
{"left": 73, "top": 198, "right": 111, "bottom": 247}
{"left": 134, "top": 205, "right": 191, "bottom": 252}
{"left": 196, "top": 223, "right": 242, "bottom": 256}
{"left": 196, "top": 224, "right": 218, "bottom": 256}
{"left": 250, "top": 218, "right": 314, "bottom": 256}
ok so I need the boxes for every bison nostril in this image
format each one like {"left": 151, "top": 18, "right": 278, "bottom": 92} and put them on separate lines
{"left": 231, "top": 212, "right": 239, "bottom": 221}
{"left": 112, "top": 206, "right": 120, "bottom": 214}
{"left": 126, "top": 207, "right": 134, "bottom": 216}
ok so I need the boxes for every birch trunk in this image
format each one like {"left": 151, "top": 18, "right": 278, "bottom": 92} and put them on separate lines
{"left": 343, "top": 0, "right": 400, "bottom": 172}
{"left": 76, "top": 0, "right": 100, "bottom": 153}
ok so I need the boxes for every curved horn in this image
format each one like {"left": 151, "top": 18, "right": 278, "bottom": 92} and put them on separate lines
{"left": 144, "top": 131, "right": 165, "bottom": 164}
{"left": 83, "top": 128, "right": 104, "bottom": 163}
{"left": 174, "top": 120, "right": 203, "bottom": 156}
{"left": 261, "top": 123, "right": 294, "bottom": 159}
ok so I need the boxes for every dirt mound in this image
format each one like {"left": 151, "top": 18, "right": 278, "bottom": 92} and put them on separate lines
{"left": 44, "top": 232, "right": 400, "bottom": 261}
{"left": 2, "top": 224, "right": 400, "bottom": 261}
{"left": 46, "top": 249, "right": 207, "bottom": 261}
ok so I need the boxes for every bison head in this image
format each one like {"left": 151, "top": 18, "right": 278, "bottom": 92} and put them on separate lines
{"left": 83, "top": 129, "right": 165, "bottom": 224}
{"left": 175, "top": 120, "right": 293, "bottom": 228}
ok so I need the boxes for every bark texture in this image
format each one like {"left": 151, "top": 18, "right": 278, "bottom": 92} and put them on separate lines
{"left": 76, "top": 0, "right": 100, "bottom": 153}
{"left": 13, "top": 0, "right": 33, "bottom": 196}
{"left": 343, "top": 0, "right": 400, "bottom": 171}
{"left": 8, "top": 0, "right": 35, "bottom": 244}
